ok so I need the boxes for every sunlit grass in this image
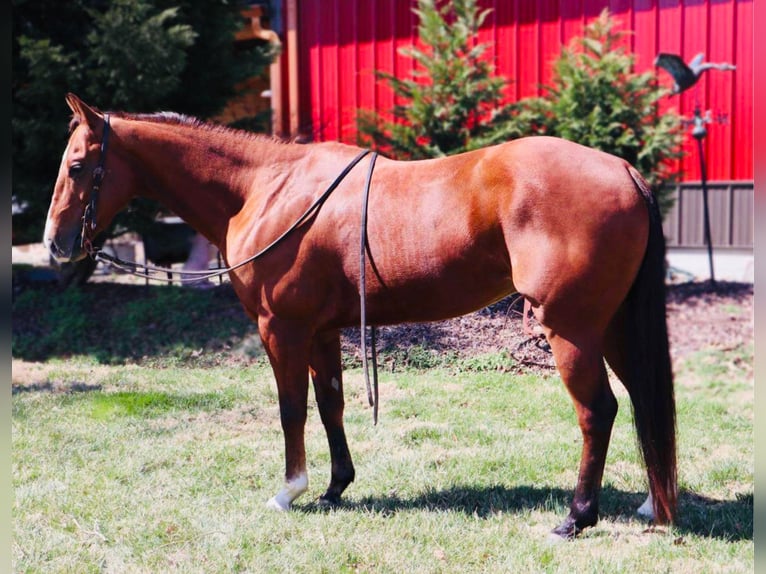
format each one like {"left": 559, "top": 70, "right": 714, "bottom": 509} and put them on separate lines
{"left": 12, "top": 347, "right": 752, "bottom": 573}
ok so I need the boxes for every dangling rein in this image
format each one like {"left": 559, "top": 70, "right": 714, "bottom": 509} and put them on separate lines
{"left": 87, "top": 142, "right": 381, "bottom": 424}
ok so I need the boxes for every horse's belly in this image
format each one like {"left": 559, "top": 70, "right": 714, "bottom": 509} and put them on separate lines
{"left": 368, "top": 258, "right": 515, "bottom": 324}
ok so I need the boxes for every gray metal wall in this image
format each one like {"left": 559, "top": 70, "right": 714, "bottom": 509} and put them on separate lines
{"left": 662, "top": 182, "right": 753, "bottom": 249}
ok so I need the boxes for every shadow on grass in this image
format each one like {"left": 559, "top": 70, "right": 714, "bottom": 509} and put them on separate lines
{"left": 303, "top": 484, "right": 752, "bottom": 542}
{"left": 12, "top": 280, "right": 259, "bottom": 364}
{"left": 12, "top": 381, "right": 103, "bottom": 394}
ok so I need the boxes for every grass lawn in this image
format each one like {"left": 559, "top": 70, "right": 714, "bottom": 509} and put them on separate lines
{"left": 12, "top": 343, "right": 753, "bottom": 573}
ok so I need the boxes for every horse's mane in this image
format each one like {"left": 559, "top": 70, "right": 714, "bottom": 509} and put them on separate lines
{"left": 68, "top": 109, "right": 294, "bottom": 145}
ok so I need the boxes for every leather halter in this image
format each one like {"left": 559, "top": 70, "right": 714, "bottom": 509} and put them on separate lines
{"left": 81, "top": 113, "right": 111, "bottom": 255}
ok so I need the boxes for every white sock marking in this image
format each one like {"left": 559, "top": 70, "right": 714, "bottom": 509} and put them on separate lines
{"left": 637, "top": 493, "right": 655, "bottom": 520}
{"left": 266, "top": 472, "right": 308, "bottom": 511}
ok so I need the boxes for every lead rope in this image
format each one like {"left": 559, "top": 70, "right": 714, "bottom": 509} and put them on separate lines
{"left": 359, "top": 152, "right": 379, "bottom": 425}
{"left": 91, "top": 149, "right": 373, "bottom": 283}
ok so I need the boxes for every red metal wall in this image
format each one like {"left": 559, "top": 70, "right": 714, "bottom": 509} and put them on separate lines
{"left": 292, "top": 0, "right": 752, "bottom": 182}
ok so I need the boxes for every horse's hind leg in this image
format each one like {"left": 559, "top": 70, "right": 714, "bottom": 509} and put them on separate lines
{"left": 545, "top": 330, "right": 618, "bottom": 539}
{"left": 309, "top": 330, "right": 355, "bottom": 505}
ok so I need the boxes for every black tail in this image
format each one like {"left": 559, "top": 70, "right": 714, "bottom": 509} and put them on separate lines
{"left": 624, "top": 166, "right": 677, "bottom": 523}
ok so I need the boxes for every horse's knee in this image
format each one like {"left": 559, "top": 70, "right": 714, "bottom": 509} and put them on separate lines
{"left": 310, "top": 333, "right": 345, "bottom": 417}
{"left": 314, "top": 378, "right": 344, "bottom": 422}
{"left": 277, "top": 403, "right": 309, "bottom": 440}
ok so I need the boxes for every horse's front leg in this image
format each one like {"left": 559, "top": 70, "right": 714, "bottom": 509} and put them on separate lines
{"left": 309, "top": 330, "right": 355, "bottom": 505}
{"left": 259, "top": 316, "right": 312, "bottom": 511}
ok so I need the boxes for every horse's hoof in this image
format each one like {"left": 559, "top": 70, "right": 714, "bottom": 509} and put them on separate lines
{"left": 266, "top": 473, "right": 308, "bottom": 512}
{"left": 636, "top": 494, "right": 655, "bottom": 520}
{"left": 266, "top": 496, "right": 290, "bottom": 512}
{"left": 550, "top": 524, "right": 577, "bottom": 540}
{"left": 318, "top": 492, "right": 342, "bottom": 508}
{"left": 546, "top": 531, "right": 569, "bottom": 545}
{"left": 551, "top": 513, "right": 594, "bottom": 540}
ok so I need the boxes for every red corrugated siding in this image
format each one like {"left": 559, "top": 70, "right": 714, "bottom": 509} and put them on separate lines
{"left": 733, "top": 0, "right": 753, "bottom": 180}
{"left": 294, "top": 0, "right": 752, "bottom": 182}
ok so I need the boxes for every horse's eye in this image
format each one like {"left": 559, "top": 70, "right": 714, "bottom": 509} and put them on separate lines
{"left": 68, "top": 162, "right": 84, "bottom": 178}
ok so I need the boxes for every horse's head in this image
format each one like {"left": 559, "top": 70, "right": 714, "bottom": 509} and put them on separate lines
{"left": 44, "top": 94, "right": 137, "bottom": 262}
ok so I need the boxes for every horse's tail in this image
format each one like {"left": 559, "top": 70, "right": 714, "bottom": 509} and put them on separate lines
{"left": 623, "top": 166, "right": 677, "bottom": 524}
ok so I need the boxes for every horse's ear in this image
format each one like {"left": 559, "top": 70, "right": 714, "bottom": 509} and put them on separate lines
{"left": 65, "top": 93, "right": 83, "bottom": 113}
{"left": 65, "top": 93, "right": 102, "bottom": 127}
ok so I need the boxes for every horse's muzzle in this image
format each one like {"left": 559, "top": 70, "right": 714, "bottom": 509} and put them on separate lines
{"left": 45, "top": 233, "right": 86, "bottom": 263}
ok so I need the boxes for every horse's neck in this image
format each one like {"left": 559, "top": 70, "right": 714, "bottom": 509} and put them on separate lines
{"left": 120, "top": 120, "right": 301, "bottom": 246}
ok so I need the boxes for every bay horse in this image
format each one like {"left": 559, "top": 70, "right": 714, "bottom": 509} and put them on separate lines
{"left": 44, "top": 94, "right": 676, "bottom": 539}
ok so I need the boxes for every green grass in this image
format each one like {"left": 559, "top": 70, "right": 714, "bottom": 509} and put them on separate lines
{"left": 12, "top": 345, "right": 753, "bottom": 573}
{"left": 12, "top": 279, "right": 753, "bottom": 571}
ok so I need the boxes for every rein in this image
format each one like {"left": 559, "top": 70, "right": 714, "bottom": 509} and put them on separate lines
{"left": 91, "top": 149, "right": 374, "bottom": 283}
{"left": 359, "top": 152, "right": 379, "bottom": 425}
{"left": 85, "top": 133, "right": 381, "bottom": 422}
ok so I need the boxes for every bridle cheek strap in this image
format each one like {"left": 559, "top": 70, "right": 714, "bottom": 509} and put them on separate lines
{"left": 81, "top": 113, "right": 111, "bottom": 255}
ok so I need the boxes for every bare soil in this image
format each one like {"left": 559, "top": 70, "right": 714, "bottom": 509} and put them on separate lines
{"left": 341, "top": 280, "right": 754, "bottom": 372}
{"left": 12, "top": 257, "right": 753, "bottom": 376}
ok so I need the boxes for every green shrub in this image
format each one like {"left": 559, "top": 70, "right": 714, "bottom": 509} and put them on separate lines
{"left": 506, "top": 9, "right": 684, "bottom": 214}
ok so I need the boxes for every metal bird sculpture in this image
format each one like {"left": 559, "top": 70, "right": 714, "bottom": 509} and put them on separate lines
{"left": 654, "top": 52, "right": 736, "bottom": 94}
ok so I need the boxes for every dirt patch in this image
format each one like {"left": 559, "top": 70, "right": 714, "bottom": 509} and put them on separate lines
{"left": 11, "top": 359, "right": 112, "bottom": 392}
{"left": 343, "top": 281, "right": 753, "bottom": 373}
{"left": 665, "top": 281, "right": 753, "bottom": 359}
{"left": 12, "top": 271, "right": 752, "bottom": 377}
{"left": 11, "top": 360, "right": 53, "bottom": 387}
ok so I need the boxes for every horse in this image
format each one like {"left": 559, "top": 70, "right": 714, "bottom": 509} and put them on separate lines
{"left": 44, "top": 94, "right": 676, "bottom": 539}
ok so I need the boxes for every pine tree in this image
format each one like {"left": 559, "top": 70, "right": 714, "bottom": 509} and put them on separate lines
{"left": 357, "top": 0, "right": 513, "bottom": 159}
{"left": 12, "top": 0, "right": 274, "bottom": 245}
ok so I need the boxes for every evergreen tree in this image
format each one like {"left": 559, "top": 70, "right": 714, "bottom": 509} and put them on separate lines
{"left": 12, "top": 0, "right": 274, "bottom": 245}
{"left": 357, "top": 0, "right": 513, "bottom": 159}
{"left": 357, "top": 4, "right": 682, "bottom": 214}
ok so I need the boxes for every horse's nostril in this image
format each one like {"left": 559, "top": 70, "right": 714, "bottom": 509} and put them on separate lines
{"left": 48, "top": 238, "right": 68, "bottom": 260}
